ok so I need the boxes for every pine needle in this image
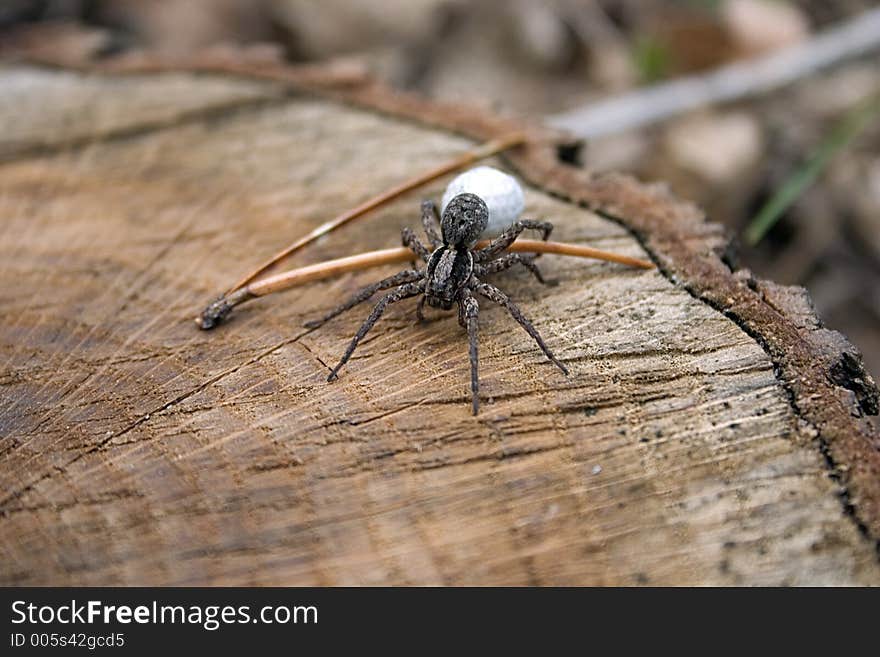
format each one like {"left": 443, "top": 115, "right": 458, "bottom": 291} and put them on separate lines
{"left": 196, "top": 239, "right": 654, "bottom": 329}
{"left": 224, "top": 132, "right": 527, "bottom": 295}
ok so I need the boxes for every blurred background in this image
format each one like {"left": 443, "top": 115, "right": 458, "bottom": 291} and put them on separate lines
{"left": 2, "top": 0, "right": 879, "bottom": 376}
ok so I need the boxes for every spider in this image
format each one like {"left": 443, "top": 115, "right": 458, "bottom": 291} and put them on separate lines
{"left": 304, "top": 193, "right": 569, "bottom": 414}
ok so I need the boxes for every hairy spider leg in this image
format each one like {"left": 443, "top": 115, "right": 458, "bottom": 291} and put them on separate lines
{"left": 459, "top": 287, "right": 481, "bottom": 414}
{"left": 474, "top": 219, "right": 554, "bottom": 262}
{"left": 401, "top": 226, "right": 431, "bottom": 262}
{"left": 472, "top": 280, "right": 568, "bottom": 375}
{"left": 475, "top": 252, "right": 554, "bottom": 285}
{"left": 327, "top": 280, "right": 425, "bottom": 381}
{"left": 304, "top": 269, "right": 424, "bottom": 329}
{"left": 420, "top": 200, "right": 443, "bottom": 249}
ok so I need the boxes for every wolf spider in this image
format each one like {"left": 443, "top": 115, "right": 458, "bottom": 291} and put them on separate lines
{"left": 305, "top": 193, "right": 569, "bottom": 414}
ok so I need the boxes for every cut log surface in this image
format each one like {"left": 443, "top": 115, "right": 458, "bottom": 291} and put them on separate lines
{"left": 1, "top": 64, "right": 878, "bottom": 585}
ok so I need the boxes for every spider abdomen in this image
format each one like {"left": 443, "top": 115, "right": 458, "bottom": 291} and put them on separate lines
{"left": 440, "top": 193, "right": 489, "bottom": 248}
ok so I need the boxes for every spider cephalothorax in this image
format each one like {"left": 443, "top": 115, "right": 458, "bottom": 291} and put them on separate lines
{"left": 305, "top": 193, "right": 568, "bottom": 414}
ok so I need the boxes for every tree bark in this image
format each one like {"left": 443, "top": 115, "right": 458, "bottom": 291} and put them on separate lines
{"left": 0, "top": 61, "right": 878, "bottom": 585}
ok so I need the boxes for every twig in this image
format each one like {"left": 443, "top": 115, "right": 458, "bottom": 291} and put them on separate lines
{"left": 12, "top": 41, "right": 371, "bottom": 88}
{"left": 547, "top": 8, "right": 880, "bottom": 138}
{"left": 196, "top": 239, "right": 654, "bottom": 329}
{"left": 223, "top": 131, "right": 527, "bottom": 295}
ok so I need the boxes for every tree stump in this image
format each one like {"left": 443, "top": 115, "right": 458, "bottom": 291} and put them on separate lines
{"left": 1, "top": 62, "right": 878, "bottom": 585}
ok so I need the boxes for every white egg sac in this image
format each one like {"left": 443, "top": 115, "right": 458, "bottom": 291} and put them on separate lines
{"left": 441, "top": 166, "right": 525, "bottom": 238}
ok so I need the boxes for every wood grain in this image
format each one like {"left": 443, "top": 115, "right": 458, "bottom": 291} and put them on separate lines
{"left": 0, "top": 65, "right": 877, "bottom": 585}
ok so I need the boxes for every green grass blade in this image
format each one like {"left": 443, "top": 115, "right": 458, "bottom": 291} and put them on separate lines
{"left": 744, "top": 92, "right": 880, "bottom": 246}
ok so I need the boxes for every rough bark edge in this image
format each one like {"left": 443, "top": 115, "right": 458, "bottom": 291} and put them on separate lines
{"left": 5, "top": 44, "right": 879, "bottom": 549}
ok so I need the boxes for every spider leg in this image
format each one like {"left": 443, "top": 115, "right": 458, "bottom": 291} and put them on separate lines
{"left": 304, "top": 269, "right": 424, "bottom": 329}
{"left": 474, "top": 219, "right": 554, "bottom": 262}
{"left": 416, "top": 296, "right": 427, "bottom": 322}
{"left": 472, "top": 279, "right": 568, "bottom": 375}
{"left": 402, "top": 226, "right": 431, "bottom": 262}
{"left": 474, "top": 253, "right": 556, "bottom": 286}
{"left": 421, "top": 200, "right": 442, "bottom": 248}
{"left": 459, "top": 287, "right": 481, "bottom": 415}
{"left": 327, "top": 280, "right": 425, "bottom": 381}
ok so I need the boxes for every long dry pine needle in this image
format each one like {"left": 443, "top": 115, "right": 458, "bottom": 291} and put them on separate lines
{"left": 196, "top": 239, "right": 654, "bottom": 329}
{"left": 224, "top": 132, "right": 527, "bottom": 295}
